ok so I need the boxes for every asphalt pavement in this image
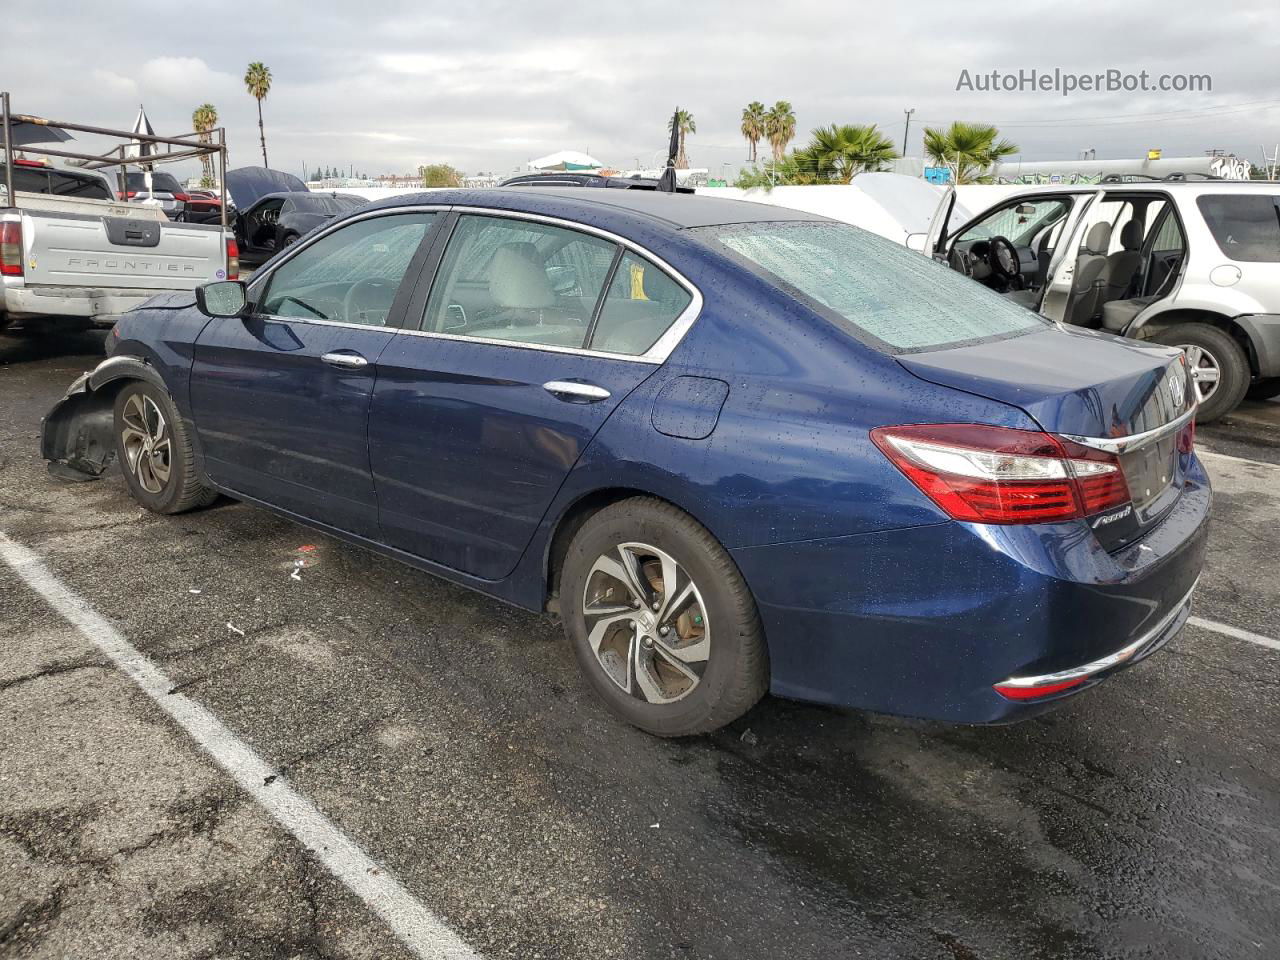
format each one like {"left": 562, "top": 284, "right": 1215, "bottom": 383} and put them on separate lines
{"left": 1, "top": 329, "right": 1277, "bottom": 960}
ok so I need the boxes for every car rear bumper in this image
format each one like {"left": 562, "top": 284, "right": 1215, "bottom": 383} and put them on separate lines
{"left": 3, "top": 285, "right": 159, "bottom": 323}
{"left": 730, "top": 454, "right": 1211, "bottom": 723}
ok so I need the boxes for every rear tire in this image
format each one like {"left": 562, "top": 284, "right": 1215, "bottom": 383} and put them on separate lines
{"left": 113, "top": 381, "right": 218, "bottom": 514}
{"left": 559, "top": 498, "right": 768, "bottom": 737}
{"left": 1150, "top": 323, "right": 1248, "bottom": 424}
{"left": 1246, "top": 377, "right": 1280, "bottom": 402}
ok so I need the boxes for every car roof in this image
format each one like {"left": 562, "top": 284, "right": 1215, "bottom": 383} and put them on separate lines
{"left": 1001, "top": 180, "right": 1279, "bottom": 196}
{"left": 364, "top": 186, "right": 829, "bottom": 230}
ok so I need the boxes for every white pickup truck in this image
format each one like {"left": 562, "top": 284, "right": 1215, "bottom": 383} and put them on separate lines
{"left": 1, "top": 160, "right": 236, "bottom": 332}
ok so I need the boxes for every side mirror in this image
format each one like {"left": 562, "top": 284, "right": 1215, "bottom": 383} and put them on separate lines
{"left": 904, "top": 232, "right": 928, "bottom": 253}
{"left": 196, "top": 280, "right": 247, "bottom": 318}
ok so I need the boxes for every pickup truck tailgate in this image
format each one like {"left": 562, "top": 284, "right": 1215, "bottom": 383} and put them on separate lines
{"left": 22, "top": 210, "right": 227, "bottom": 291}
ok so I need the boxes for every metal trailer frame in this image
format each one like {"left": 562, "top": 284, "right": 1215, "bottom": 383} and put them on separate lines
{"left": 1, "top": 91, "right": 230, "bottom": 273}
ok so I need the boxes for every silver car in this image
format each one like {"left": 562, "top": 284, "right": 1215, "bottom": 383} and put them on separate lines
{"left": 924, "top": 180, "right": 1280, "bottom": 421}
{"left": 121, "top": 170, "right": 187, "bottom": 220}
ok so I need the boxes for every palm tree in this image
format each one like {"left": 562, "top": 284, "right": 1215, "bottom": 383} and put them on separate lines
{"left": 667, "top": 110, "right": 696, "bottom": 169}
{"left": 765, "top": 101, "right": 796, "bottom": 163}
{"left": 741, "top": 101, "right": 767, "bottom": 164}
{"left": 191, "top": 103, "right": 218, "bottom": 187}
{"left": 244, "top": 62, "right": 272, "bottom": 168}
{"left": 795, "top": 124, "right": 897, "bottom": 183}
{"left": 922, "top": 121, "right": 1018, "bottom": 184}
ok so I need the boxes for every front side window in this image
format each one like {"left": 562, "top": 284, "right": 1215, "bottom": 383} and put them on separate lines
{"left": 423, "top": 215, "right": 617, "bottom": 349}
{"left": 1196, "top": 195, "right": 1280, "bottom": 262}
{"left": 697, "top": 221, "right": 1047, "bottom": 353}
{"left": 957, "top": 197, "right": 1071, "bottom": 246}
{"left": 258, "top": 212, "right": 436, "bottom": 325}
{"left": 588, "top": 253, "right": 692, "bottom": 355}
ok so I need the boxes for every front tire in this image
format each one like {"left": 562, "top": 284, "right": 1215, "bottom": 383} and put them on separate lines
{"left": 113, "top": 381, "right": 217, "bottom": 514}
{"left": 560, "top": 498, "right": 768, "bottom": 737}
{"left": 1151, "top": 323, "right": 1249, "bottom": 423}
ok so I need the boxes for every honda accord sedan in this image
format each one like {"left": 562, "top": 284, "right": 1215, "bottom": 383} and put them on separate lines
{"left": 42, "top": 188, "right": 1210, "bottom": 736}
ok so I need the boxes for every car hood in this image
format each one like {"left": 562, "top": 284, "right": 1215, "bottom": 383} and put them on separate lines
{"left": 896, "top": 324, "right": 1189, "bottom": 438}
{"left": 225, "top": 167, "right": 308, "bottom": 210}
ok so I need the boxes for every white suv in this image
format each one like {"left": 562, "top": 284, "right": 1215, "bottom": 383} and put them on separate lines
{"left": 925, "top": 179, "right": 1280, "bottom": 421}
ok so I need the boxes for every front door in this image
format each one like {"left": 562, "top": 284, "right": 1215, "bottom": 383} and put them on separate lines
{"left": 191, "top": 210, "right": 441, "bottom": 537}
{"left": 370, "top": 213, "right": 696, "bottom": 579}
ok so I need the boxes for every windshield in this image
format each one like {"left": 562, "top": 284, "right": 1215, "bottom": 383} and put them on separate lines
{"left": 693, "top": 221, "right": 1048, "bottom": 353}
{"left": 125, "top": 172, "right": 182, "bottom": 193}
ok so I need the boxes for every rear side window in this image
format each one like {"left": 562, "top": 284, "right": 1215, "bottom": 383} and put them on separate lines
{"left": 47, "top": 171, "right": 112, "bottom": 200}
{"left": 589, "top": 253, "right": 692, "bottom": 356}
{"left": 1196, "top": 195, "right": 1280, "bottom": 262}
{"left": 695, "top": 221, "right": 1046, "bottom": 353}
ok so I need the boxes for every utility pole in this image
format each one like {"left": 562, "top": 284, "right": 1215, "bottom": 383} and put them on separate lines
{"left": 902, "top": 108, "right": 915, "bottom": 156}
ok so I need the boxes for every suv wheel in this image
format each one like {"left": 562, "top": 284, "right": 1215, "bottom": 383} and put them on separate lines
{"left": 1151, "top": 324, "right": 1249, "bottom": 423}
{"left": 559, "top": 498, "right": 768, "bottom": 737}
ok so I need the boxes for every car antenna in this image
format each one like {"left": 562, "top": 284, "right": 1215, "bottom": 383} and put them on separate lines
{"left": 657, "top": 107, "right": 680, "bottom": 194}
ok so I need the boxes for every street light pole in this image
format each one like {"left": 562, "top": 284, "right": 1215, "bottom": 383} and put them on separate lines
{"left": 902, "top": 108, "right": 915, "bottom": 156}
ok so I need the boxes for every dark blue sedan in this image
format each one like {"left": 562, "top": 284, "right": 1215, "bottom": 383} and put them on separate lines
{"left": 42, "top": 188, "right": 1209, "bottom": 736}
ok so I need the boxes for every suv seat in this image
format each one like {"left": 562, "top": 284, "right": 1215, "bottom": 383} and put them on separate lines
{"left": 1101, "top": 220, "right": 1144, "bottom": 307}
{"left": 1067, "top": 222, "right": 1112, "bottom": 326}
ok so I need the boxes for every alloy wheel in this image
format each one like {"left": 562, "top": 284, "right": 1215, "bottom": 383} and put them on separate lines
{"left": 581, "top": 542, "right": 710, "bottom": 704}
{"left": 1180, "top": 343, "right": 1221, "bottom": 404}
{"left": 120, "top": 393, "right": 172, "bottom": 495}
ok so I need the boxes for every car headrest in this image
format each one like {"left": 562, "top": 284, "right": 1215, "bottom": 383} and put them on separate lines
{"left": 489, "top": 242, "right": 555, "bottom": 309}
{"left": 1119, "top": 220, "right": 1143, "bottom": 251}
{"left": 1084, "top": 221, "right": 1112, "bottom": 254}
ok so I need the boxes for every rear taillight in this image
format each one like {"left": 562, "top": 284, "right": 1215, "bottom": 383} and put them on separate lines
{"left": 0, "top": 221, "right": 23, "bottom": 277}
{"left": 1177, "top": 418, "right": 1195, "bottom": 455}
{"left": 871, "top": 423, "right": 1130, "bottom": 525}
{"left": 994, "top": 677, "right": 1087, "bottom": 700}
{"left": 225, "top": 236, "right": 239, "bottom": 281}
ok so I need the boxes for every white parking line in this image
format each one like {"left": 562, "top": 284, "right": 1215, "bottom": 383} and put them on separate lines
{"left": 0, "top": 532, "right": 479, "bottom": 960}
{"left": 1187, "top": 615, "right": 1280, "bottom": 653}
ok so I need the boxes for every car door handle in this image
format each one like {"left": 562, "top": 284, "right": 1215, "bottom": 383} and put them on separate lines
{"left": 543, "top": 380, "right": 611, "bottom": 402}
{"left": 321, "top": 351, "right": 369, "bottom": 370}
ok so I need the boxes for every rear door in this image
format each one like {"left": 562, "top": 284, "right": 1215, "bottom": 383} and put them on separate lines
{"left": 370, "top": 212, "right": 697, "bottom": 579}
{"left": 190, "top": 210, "right": 441, "bottom": 537}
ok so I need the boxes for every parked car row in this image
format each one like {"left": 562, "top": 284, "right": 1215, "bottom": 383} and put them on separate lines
{"left": 43, "top": 187, "right": 1209, "bottom": 738}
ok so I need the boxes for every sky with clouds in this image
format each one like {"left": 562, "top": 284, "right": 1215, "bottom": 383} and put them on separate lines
{"left": 6, "top": 0, "right": 1279, "bottom": 181}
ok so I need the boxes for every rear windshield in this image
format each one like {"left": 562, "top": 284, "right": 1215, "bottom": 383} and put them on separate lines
{"left": 692, "top": 220, "right": 1047, "bottom": 353}
{"left": 125, "top": 172, "right": 183, "bottom": 193}
{"left": 10, "top": 167, "right": 112, "bottom": 200}
{"left": 1196, "top": 195, "right": 1280, "bottom": 262}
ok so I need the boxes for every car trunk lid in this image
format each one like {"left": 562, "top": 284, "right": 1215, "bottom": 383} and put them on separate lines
{"left": 897, "top": 326, "right": 1195, "bottom": 549}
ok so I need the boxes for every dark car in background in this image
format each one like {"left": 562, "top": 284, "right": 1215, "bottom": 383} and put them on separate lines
{"left": 119, "top": 171, "right": 187, "bottom": 219}
{"left": 42, "top": 188, "right": 1209, "bottom": 737}
{"left": 224, "top": 166, "right": 366, "bottom": 267}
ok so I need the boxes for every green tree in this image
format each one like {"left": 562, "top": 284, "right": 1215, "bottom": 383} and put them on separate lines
{"left": 740, "top": 101, "right": 767, "bottom": 164}
{"left": 765, "top": 101, "right": 796, "bottom": 162}
{"left": 667, "top": 109, "right": 697, "bottom": 169}
{"left": 244, "top": 61, "right": 272, "bottom": 168}
{"left": 922, "top": 121, "right": 1018, "bottom": 184}
{"left": 793, "top": 124, "right": 897, "bottom": 183}
{"left": 419, "top": 163, "right": 463, "bottom": 187}
{"left": 191, "top": 103, "right": 218, "bottom": 188}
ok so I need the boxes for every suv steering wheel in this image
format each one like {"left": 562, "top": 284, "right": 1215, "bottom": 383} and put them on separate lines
{"left": 988, "top": 236, "right": 1022, "bottom": 283}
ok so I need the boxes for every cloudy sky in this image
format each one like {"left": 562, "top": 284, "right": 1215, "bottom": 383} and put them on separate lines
{"left": 7, "top": 0, "right": 1280, "bottom": 180}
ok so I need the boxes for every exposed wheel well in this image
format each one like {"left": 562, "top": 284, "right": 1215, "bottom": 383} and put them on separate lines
{"left": 544, "top": 488, "right": 695, "bottom": 608}
{"left": 1135, "top": 310, "right": 1259, "bottom": 376}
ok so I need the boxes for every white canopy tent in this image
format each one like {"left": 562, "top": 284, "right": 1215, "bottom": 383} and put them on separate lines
{"left": 526, "top": 150, "right": 602, "bottom": 172}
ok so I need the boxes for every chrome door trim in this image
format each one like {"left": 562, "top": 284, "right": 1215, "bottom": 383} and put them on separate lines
{"left": 246, "top": 201, "right": 705, "bottom": 364}
{"left": 543, "top": 380, "right": 611, "bottom": 400}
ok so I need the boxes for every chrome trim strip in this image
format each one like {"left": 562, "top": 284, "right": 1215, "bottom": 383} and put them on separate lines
{"left": 1061, "top": 405, "right": 1197, "bottom": 454}
{"left": 998, "top": 578, "right": 1199, "bottom": 690}
{"left": 244, "top": 201, "right": 704, "bottom": 365}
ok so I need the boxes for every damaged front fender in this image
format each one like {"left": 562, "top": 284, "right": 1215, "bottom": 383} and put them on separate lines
{"left": 41, "top": 355, "right": 166, "bottom": 481}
